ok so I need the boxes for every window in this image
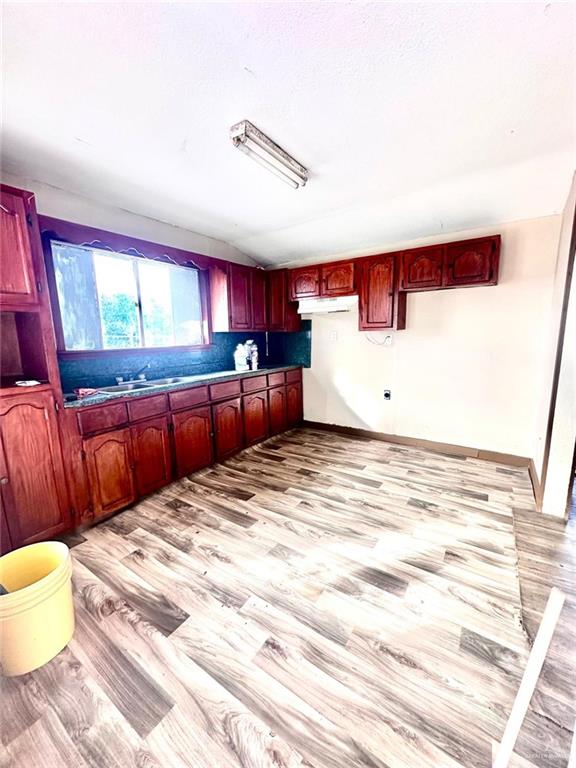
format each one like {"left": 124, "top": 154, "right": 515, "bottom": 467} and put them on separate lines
{"left": 50, "top": 241, "right": 207, "bottom": 351}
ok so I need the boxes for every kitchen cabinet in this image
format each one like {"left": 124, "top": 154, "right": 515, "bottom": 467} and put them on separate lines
{"left": 172, "top": 405, "right": 213, "bottom": 477}
{"left": 445, "top": 236, "right": 500, "bottom": 287}
{"left": 0, "top": 495, "right": 12, "bottom": 555}
{"left": 251, "top": 269, "right": 268, "bottom": 330}
{"left": 289, "top": 262, "right": 355, "bottom": 301}
{"left": 268, "top": 269, "right": 300, "bottom": 331}
{"left": 0, "top": 187, "right": 39, "bottom": 306}
{"left": 212, "top": 397, "right": 243, "bottom": 461}
{"left": 358, "top": 253, "right": 399, "bottom": 330}
{"left": 228, "top": 263, "right": 252, "bottom": 330}
{"left": 286, "top": 381, "right": 303, "bottom": 427}
{"left": 289, "top": 266, "right": 321, "bottom": 300}
{"left": 131, "top": 416, "right": 171, "bottom": 496}
{"left": 268, "top": 386, "right": 287, "bottom": 435}
{"left": 83, "top": 427, "right": 136, "bottom": 520}
{"left": 321, "top": 262, "right": 355, "bottom": 297}
{"left": 0, "top": 390, "right": 70, "bottom": 545}
{"left": 401, "top": 246, "right": 444, "bottom": 291}
{"left": 243, "top": 391, "right": 269, "bottom": 445}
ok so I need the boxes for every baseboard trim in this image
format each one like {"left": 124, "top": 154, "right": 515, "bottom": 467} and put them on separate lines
{"left": 301, "top": 420, "right": 531, "bottom": 468}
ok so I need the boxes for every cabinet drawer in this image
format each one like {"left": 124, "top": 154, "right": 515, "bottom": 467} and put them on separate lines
{"left": 77, "top": 402, "right": 128, "bottom": 435}
{"left": 209, "top": 379, "right": 241, "bottom": 401}
{"left": 268, "top": 371, "right": 286, "bottom": 387}
{"left": 286, "top": 369, "right": 302, "bottom": 384}
{"left": 242, "top": 374, "right": 268, "bottom": 393}
{"left": 168, "top": 386, "right": 209, "bottom": 411}
{"left": 127, "top": 394, "right": 168, "bottom": 422}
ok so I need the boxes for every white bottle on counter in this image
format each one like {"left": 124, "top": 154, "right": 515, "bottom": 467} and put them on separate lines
{"left": 234, "top": 343, "right": 249, "bottom": 372}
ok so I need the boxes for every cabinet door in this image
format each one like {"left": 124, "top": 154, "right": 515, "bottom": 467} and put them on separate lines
{"left": 268, "top": 270, "right": 300, "bottom": 331}
{"left": 228, "top": 263, "right": 252, "bottom": 330}
{"left": 444, "top": 236, "right": 500, "bottom": 287}
{"left": 289, "top": 266, "right": 320, "bottom": 300}
{"left": 401, "top": 246, "right": 444, "bottom": 291}
{"left": 212, "top": 398, "right": 243, "bottom": 461}
{"left": 84, "top": 428, "right": 136, "bottom": 520}
{"left": 321, "top": 262, "right": 355, "bottom": 297}
{"left": 0, "top": 187, "right": 38, "bottom": 306}
{"left": 243, "top": 392, "right": 269, "bottom": 446}
{"left": 172, "top": 405, "right": 213, "bottom": 477}
{"left": 251, "top": 269, "right": 268, "bottom": 330}
{"left": 0, "top": 390, "right": 70, "bottom": 545}
{"left": 286, "top": 382, "right": 303, "bottom": 427}
{"left": 268, "top": 386, "right": 287, "bottom": 435}
{"left": 0, "top": 493, "right": 12, "bottom": 555}
{"left": 358, "top": 254, "right": 396, "bottom": 330}
{"left": 131, "top": 416, "right": 171, "bottom": 496}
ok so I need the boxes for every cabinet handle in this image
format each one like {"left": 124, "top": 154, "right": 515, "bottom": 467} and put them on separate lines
{"left": 0, "top": 477, "right": 9, "bottom": 485}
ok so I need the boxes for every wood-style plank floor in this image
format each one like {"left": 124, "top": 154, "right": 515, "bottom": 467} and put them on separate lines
{"left": 1, "top": 428, "right": 574, "bottom": 768}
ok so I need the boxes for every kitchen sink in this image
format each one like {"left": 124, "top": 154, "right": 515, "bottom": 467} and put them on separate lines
{"left": 145, "top": 377, "right": 187, "bottom": 385}
{"left": 98, "top": 382, "right": 155, "bottom": 393}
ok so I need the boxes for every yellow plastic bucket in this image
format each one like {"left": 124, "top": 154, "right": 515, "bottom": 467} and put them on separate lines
{"left": 0, "top": 541, "right": 74, "bottom": 676}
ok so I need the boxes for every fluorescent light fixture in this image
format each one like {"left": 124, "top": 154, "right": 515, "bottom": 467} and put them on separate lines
{"left": 230, "top": 120, "right": 308, "bottom": 189}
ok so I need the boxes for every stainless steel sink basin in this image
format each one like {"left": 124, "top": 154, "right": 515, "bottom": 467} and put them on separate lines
{"left": 98, "top": 382, "right": 154, "bottom": 393}
{"left": 146, "top": 377, "right": 187, "bottom": 385}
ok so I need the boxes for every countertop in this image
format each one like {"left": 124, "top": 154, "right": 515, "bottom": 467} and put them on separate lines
{"left": 63, "top": 365, "right": 301, "bottom": 409}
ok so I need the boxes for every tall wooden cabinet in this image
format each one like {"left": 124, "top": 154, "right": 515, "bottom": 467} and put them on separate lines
{"left": 358, "top": 254, "right": 406, "bottom": 330}
{"left": 0, "top": 390, "right": 70, "bottom": 545}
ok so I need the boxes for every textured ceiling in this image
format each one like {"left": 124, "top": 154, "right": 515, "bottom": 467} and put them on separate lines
{"left": 2, "top": 2, "right": 574, "bottom": 265}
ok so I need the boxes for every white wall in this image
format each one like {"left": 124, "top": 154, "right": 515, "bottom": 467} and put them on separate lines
{"left": 541, "top": 175, "right": 576, "bottom": 517}
{"left": 303, "top": 216, "right": 562, "bottom": 460}
{"left": 1, "top": 172, "right": 256, "bottom": 266}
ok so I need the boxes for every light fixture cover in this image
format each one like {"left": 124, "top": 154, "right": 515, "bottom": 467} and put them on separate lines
{"left": 230, "top": 120, "right": 309, "bottom": 188}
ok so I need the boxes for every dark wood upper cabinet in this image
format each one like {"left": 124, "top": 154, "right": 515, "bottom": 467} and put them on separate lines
{"left": 268, "top": 269, "right": 300, "bottom": 331}
{"left": 172, "top": 405, "right": 213, "bottom": 477}
{"left": 0, "top": 187, "right": 39, "bottom": 306}
{"left": 320, "top": 262, "right": 355, "bottom": 297}
{"left": 212, "top": 398, "right": 243, "bottom": 461}
{"left": 251, "top": 269, "right": 268, "bottom": 330}
{"left": 401, "top": 246, "right": 444, "bottom": 291}
{"left": 444, "top": 235, "right": 500, "bottom": 287}
{"left": 83, "top": 427, "right": 136, "bottom": 521}
{"left": 131, "top": 416, "right": 172, "bottom": 497}
{"left": 243, "top": 391, "right": 269, "bottom": 446}
{"left": 289, "top": 266, "right": 321, "bottom": 301}
{"left": 268, "top": 386, "right": 287, "bottom": 435}
{"left": 0, "top": 390, "right": 70, "bottom": 546}
{"left": 358, "top": 254, "right": 397, "bottom": 330}
{"left": 286, "top": 382, "right": 303, "bottom": 427}
{"left": 228, "top": 263, "right": 252, "bottom": 330}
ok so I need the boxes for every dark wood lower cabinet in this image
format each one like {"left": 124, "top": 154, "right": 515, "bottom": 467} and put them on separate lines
{"left": 212, "top": 398, "right": 243, "bottom": 461}
{"left": 0, "top": 390, "right": 70, "bottom": 546}
{"left": 286, "top": 382, "right": 303, "bottom": 427}
{"left": 269, "top": 386, "right": 287, "bottom": 435}
{"left": 83, "top": 428, "right": 136, "bottom": 520}
{"left": 131, "top": 416, "right": 171, "bottom": 496}
{"left": 172, "top": 405, "right": 213, "bottom": 477}
{"left": 243, "top": 391, "right": 269, "bottom": 445}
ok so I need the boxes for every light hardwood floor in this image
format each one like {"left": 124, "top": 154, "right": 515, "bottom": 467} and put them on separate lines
{"left": 1, "top": 428, "right": 574, "bottom": 768}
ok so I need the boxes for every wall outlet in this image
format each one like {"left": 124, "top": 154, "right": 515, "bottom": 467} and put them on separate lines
{"left": 383, "top": 390, "right": 391, "bottom": 400}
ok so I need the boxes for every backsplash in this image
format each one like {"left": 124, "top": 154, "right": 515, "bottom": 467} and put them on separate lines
{"left": 58, "top": 324, "right": 311, "bottom": 392}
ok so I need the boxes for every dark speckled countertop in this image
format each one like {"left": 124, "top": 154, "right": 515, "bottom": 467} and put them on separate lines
{"left": 63, "top": 365, "right": 301, "bottom": 409}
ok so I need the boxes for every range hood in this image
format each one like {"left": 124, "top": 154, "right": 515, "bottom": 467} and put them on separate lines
{"left": 297, "top": 295, "right": 358, "bottom": 315}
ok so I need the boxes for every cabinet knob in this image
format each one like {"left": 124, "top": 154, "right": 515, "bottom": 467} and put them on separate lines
{"left": 0, "top": 477, "right": 8, "bottom": 485}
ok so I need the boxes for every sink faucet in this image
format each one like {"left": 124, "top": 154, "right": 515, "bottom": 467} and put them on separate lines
{"left": 115, "top": 363, "right": 150, "bottom": 385}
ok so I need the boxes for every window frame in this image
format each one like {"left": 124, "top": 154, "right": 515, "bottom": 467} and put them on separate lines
{"left": 40, "top": 217, "right": 213, "bottom": 356}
